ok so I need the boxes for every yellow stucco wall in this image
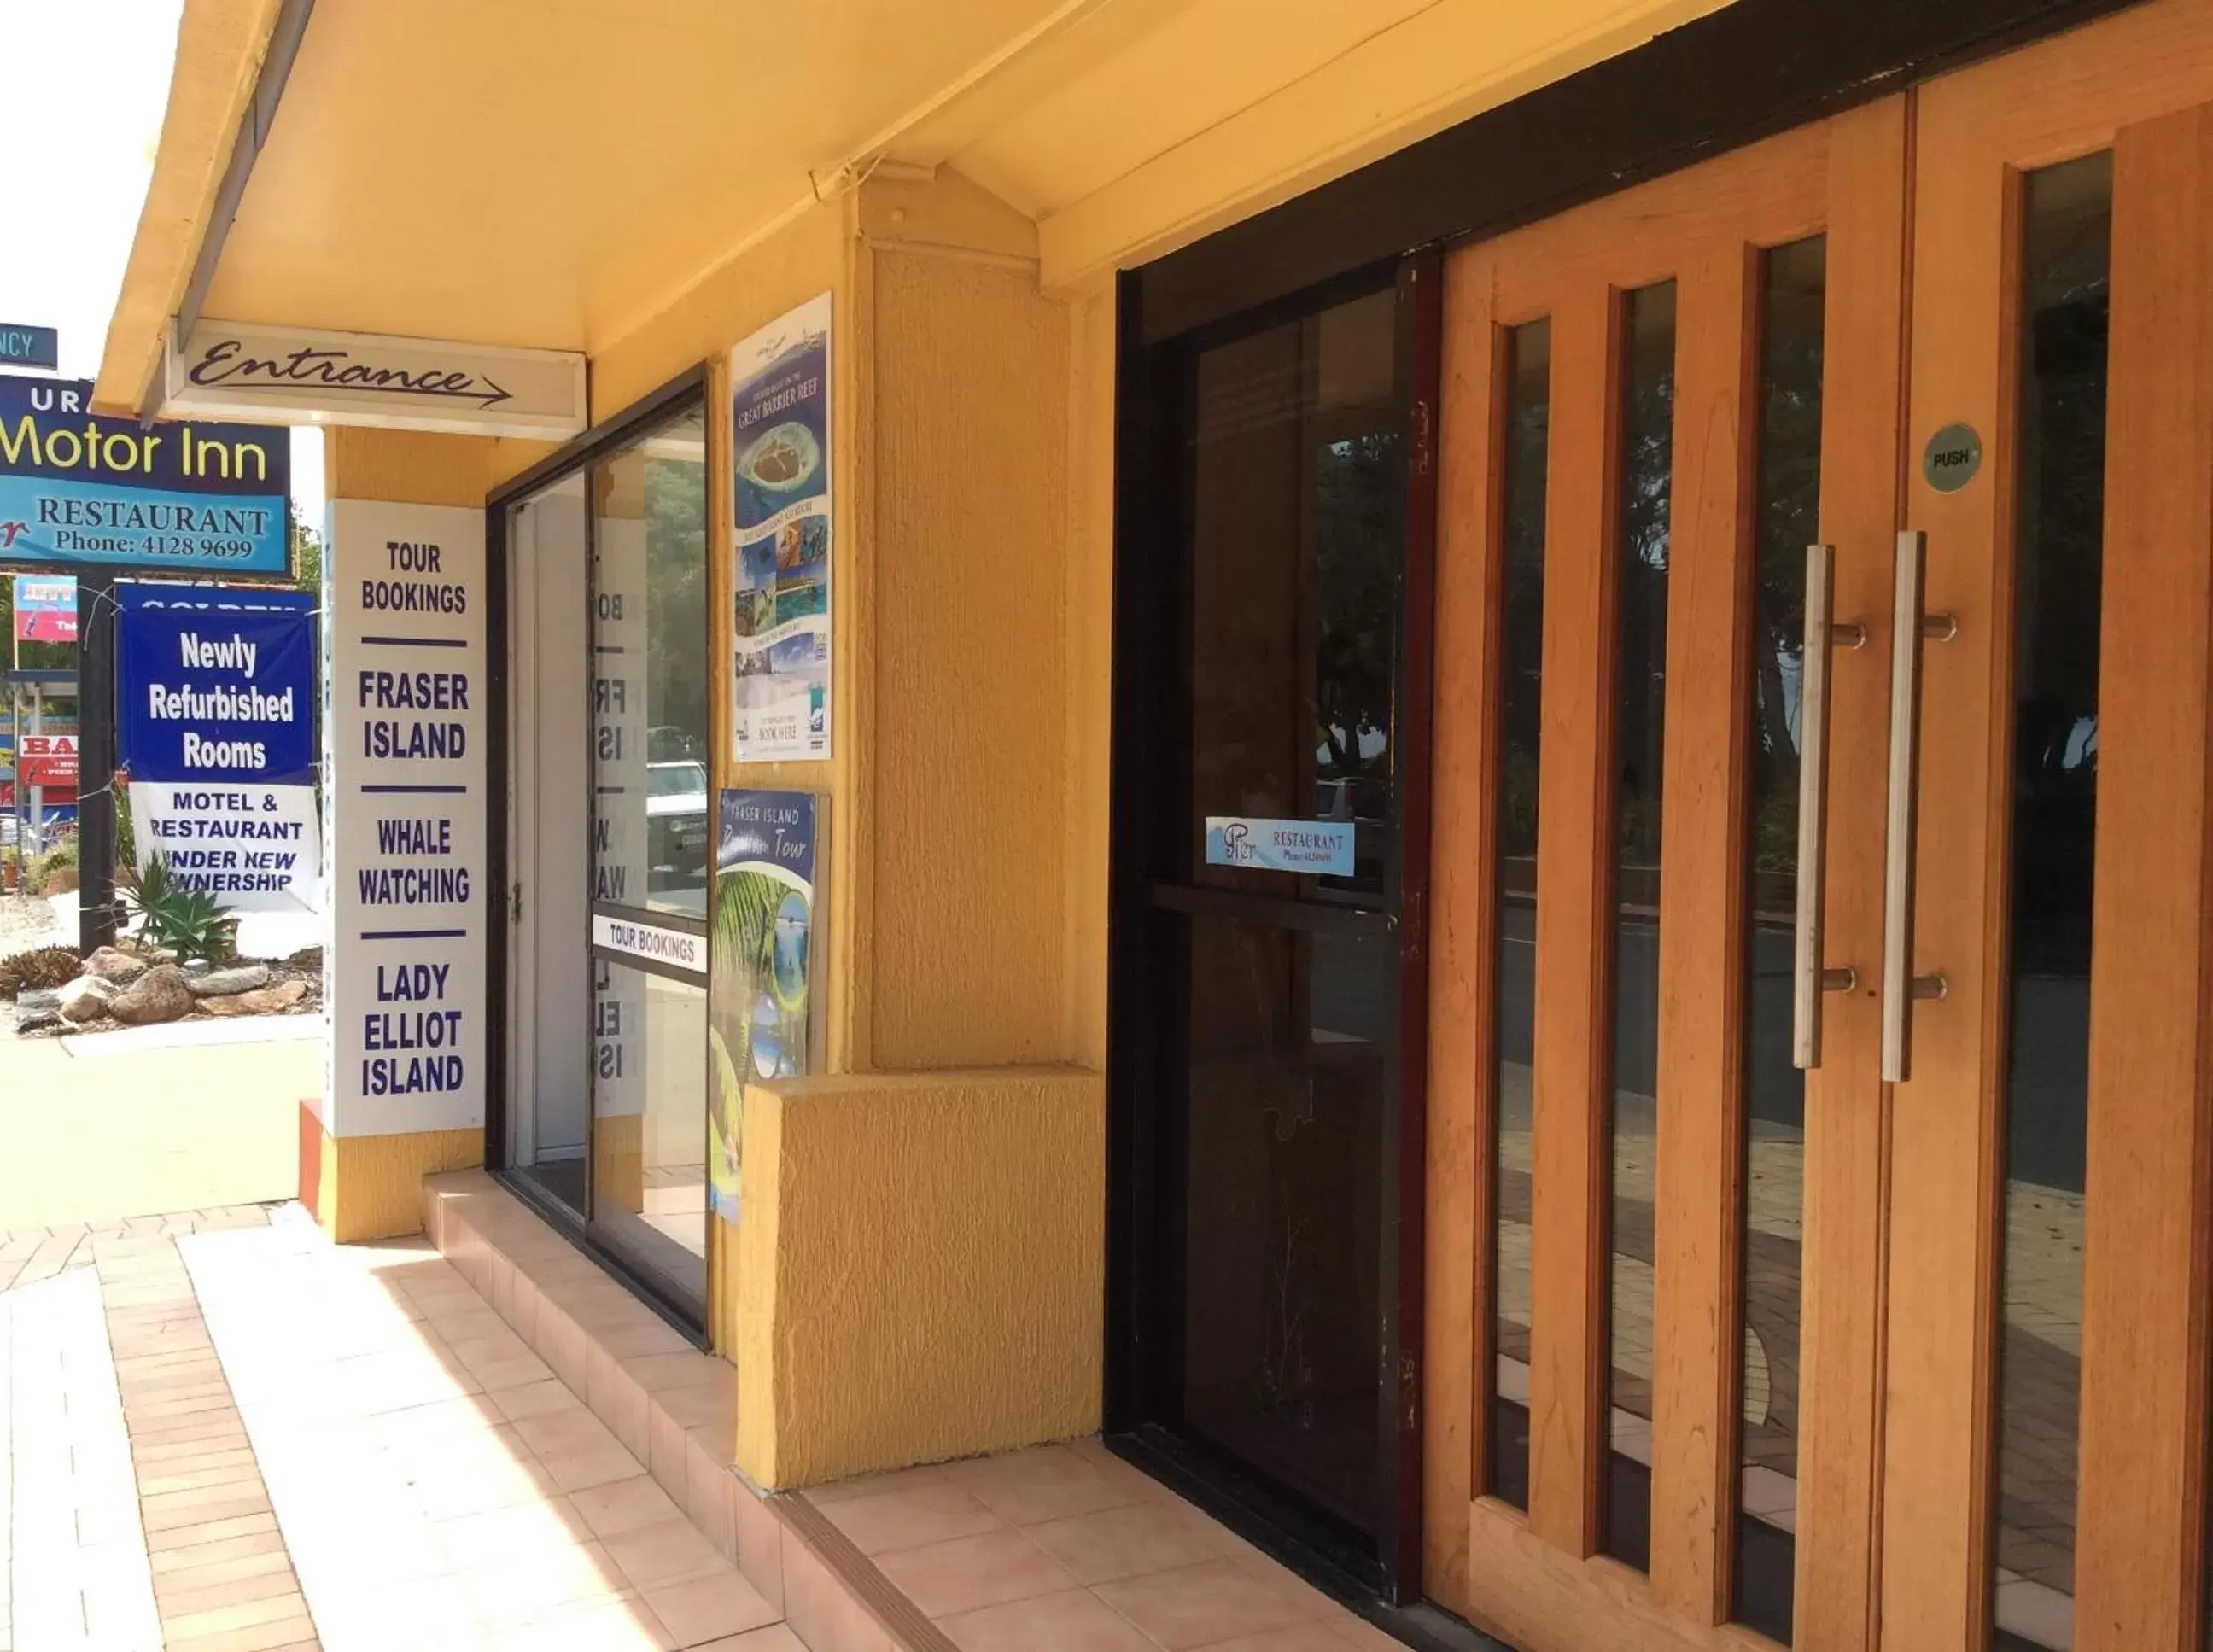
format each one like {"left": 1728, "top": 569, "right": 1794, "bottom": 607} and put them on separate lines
{"left": 293, "top": 149, "right": 1119, "bottom": 1460}
{"left": 733, "top": 1067, "right": 1105, "bottom": 1489}
{"left": 261, "top": 122, "right": 1115, "bottom": 1465}
{"left": 865, "top": 237, "right": 1071, "bottom": 1068}
{"left": 324, "top": 425, "right": 515, "bottom": 508}
{"left": 312, "top": 1124, "right": 485, "bottom": 1244}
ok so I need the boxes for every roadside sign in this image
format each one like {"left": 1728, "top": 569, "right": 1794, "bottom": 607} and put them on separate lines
{"left": 0, "top": 326, "right": 57, "bottom": 371}
{"left": 12, "top": 574, "right": 76, "bottom": 642}
{"left": 0, "top": 376, "right": 291, "bottom": 577}
{"left": 20, "top": 733, "right": 77, "bottom": 786}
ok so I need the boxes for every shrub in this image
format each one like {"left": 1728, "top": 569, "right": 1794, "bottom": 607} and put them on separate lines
{"left": 0, "top": 945, "right": 81, "bottom": 998}
{"left": 122, "top": 851, "right": 238, "bottom": 964}
{"left": 30, "top": 836, "right": 78, "bottom": 894}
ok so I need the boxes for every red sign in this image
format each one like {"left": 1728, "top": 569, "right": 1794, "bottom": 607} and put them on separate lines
{"left": 20, "top": 733, "right": 76, "bottom": 786}
{"left": 12, "top": 575, "right": 76, "bottom": 644}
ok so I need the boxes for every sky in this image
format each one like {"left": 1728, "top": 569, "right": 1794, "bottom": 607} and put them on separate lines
{"left": 0, "top": 0, "right": 325, "bottom": 522}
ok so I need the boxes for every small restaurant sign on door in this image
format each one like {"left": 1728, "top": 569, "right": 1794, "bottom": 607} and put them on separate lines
{"left": 1204, "top": 816, "right": 1357, "bottom": 877}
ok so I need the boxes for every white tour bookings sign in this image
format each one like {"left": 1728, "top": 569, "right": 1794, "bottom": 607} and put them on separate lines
{"left": 325, "top": 500, "right": 486, "bottom": 1138}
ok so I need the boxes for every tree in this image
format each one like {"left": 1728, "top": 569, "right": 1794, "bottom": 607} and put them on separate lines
{"left": 1312, "top": 432, "right": 1401, "bottom": 780}
{"left": 644, "top": 450, "right": 709, "bottom": 760}
{"left": 289, "top": 501, "right": 323, "bottom": 596}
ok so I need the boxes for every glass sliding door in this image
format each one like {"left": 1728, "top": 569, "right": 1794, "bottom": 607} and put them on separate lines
{"left": 496, "top": 381, "right": 714, "bottom": 1332}
{"left": 504, "top": 472, "right": 593, "bottom": 1218}
{"left": 587, "top": 403, "right": 713, "bottom": 1318}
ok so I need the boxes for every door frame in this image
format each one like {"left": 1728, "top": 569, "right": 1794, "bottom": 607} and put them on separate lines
{"left": 1102, "top": 256, "right": 1438, "bottom": 1607}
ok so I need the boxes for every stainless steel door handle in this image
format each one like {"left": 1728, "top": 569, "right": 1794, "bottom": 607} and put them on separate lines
{"left": 1880, "top": 529, "right": 1954, "bottom": 1083}
{"left": 1792, "top": 541, "right": 1863, "bottom": 1070}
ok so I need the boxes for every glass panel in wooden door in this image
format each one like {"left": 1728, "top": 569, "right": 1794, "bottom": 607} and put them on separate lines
{"left": 1426, "top": 102, "right": 1907, "bottom": 1651}
{"left": 1883, "top": 7, "right": 2213, "bottom": 1649}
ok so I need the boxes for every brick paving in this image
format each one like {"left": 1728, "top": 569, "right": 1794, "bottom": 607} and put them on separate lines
{"left": 109, "top": 1227, "right": 318, "bottom": 1652}
{"left": 2, "top": 1202, "right": 308, "bottom": 1652}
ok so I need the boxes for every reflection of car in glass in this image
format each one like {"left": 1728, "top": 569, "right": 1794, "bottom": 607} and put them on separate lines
{"left": 646, "top": 761, "right": 709, "bottom": 884}
{"left": 647, "top": 724, "right": 704, "bottom": 763}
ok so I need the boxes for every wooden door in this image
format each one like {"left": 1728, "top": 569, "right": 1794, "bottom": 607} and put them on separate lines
{"left": 1425, "top": 100, "right": 1911, "bottom": 1651}
{"left": 1426, "top": 4, "right": 2213, "bottom": 1651}
{"left": 1883, "top": 3, "right": 2213, "bottom": 1649}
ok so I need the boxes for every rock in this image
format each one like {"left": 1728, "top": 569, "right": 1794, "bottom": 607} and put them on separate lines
{"left": 183, "top": 959, "right": 210, "bottom": 978}
{"left": 285, "top": 946, "right": 324, "bottom": 972}
{"left": 201, "top": 979, "right": 308, "bottom": 1018}
{"left": 242, "top": 979, "right": 309, "bottom": 1013}
{"left": 15, "top": 988, "right": 60, "bottom": 1031}
{"left": 82, "top": 946, "right": 149, "bottom": 986}
{"left": 186, "top": 964, "right": 272, "bottom": 998}
{"left": 108, "top": 965, "right": 196, "bottom": 1026}
{"left": 57, "top": 976, "right": 116, "bottom": 1023}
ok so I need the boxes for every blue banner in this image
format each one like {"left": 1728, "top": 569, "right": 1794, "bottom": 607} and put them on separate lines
{"left": 0, "top": 377, "right": 289, "bottom": 575}
{"left": 118, "top": 583, "right": 316, "bottom": 784}
{"left": 117, "top": 582, "right": 321, "bottom": 911}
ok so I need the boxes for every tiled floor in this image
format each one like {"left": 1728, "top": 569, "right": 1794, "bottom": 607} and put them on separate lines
{"left": 803, "top": 1445, "right": 1403, "bottom": 1652}
{"left": 176, "top": 1215, "right": 786, "bottom": 1651}
{"left": 0, "top": 1200, "right": 800, "bottom": 1652}
{"left": 7, "top": 1182, "right": 1417, "bottom": 1652}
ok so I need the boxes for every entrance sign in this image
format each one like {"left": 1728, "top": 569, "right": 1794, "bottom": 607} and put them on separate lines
{"left": 0, "top": 325, "right": 57, "bottom": 371}
{"left": 116, "top": 583, "right": 319, "bottom": 913}
{"left": 730, "top": 295, "right": 832, "bottom": 763}
{"left": 709, "top": 790, "right": 820, "bottom": 1224}
{"left": 166, "top": 318, "right": 587, "bottom": 441}
{"left": 1203, "top": 815, "right": 1357, "bottom": 876}
{"left": 0, "top": 377, "right": 289, "bottom": 575}
{"left": 327, "top": 500, "right": 487, "bottom": 1135}
{"left": 12, "top": 575, "right": 76, "bottom": 642}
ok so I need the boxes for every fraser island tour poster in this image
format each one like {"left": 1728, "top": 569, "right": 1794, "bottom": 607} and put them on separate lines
{"left": 709, "top": 789, "right": 820, "bottom": 1225}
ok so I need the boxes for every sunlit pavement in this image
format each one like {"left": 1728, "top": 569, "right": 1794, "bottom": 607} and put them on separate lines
{"left": 0, "top": 1201, "right": 794, "bottom": 1652}
{"left": 0, "top": 1025, "right": 312, "bottom": 1233}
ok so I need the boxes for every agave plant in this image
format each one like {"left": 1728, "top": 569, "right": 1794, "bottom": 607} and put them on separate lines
{"left": 122, "top": 850, "right": 239, "bottom": 963}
